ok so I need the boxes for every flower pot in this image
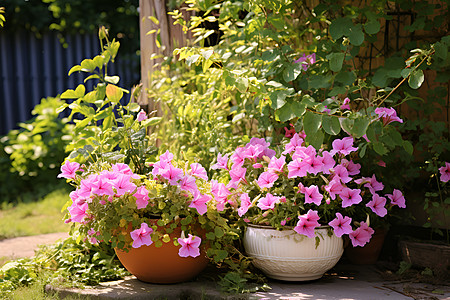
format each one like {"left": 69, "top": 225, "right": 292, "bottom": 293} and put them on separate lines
{"left": 243, "top": 224, "right": 343, "bottom": 281}
{"left": 344, "top": 228, "right": 387, "bottom": 265}
{"left": 115, "top": 223, "right": 209, "bottom": 284}
{"left": 399, "top": 240, "right": 450, "bottom": 274}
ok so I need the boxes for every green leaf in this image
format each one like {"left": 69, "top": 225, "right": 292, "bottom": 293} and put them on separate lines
{"left": 408, "top": 69, "right": 424, "bottom": 89}
{"left": 282, "top": 63, "right": 302, "bottom": 82}
{"left": 329, "top": 17, "right": 353, "bottom": 40}
{"left": 434, "top": 42, "right": 447, "bottom": 61}
{"left": 214, "top": 227, "right": 224, "bottom": 238}
{"left": 373, "top": 142, "right": 388, "bottom": 155}
{"left": 277, "top": 101, "right": 305, "bottom": 122}
{"left": 322, "top": 115, "right": 341, "bottom": 136}
{"left": 235, "top": 77, "right": 249, "bottom": 92}
{"left": 149, "top": 15, "right": 159, "bottom": 25}
{"left": 214, "top": 249, "right": 228, "bottom": 262}
{"left": 402, "top": 140, "right": 413, "bottom": 155}
{"left": 364, "top": 19, "right": 380, "bottom": 35}
{"left": 201, "top": 49, "right": 214, "bottom": 60}
{"left": 68, "top": 65, "right": 82, "bottom": 76}
{"left": 185, "top": 54, "right": 200, "bottom": 66}
{"left": 80, "top": 58, "right": 96, "bottom": 71}
{"left": 352, "top": 117, "right": 370, "bottom": 138}
{"left": 61, "top": 84, "right": 86, "bottom": 99}
{"left": 141, "top": 117, "right": 162, "bottom": 127}
{"left": 327, "top": 53, "right": 345, "bottom": 72}
{"left": 348, "top": 24, "right": 364, "bottom": 46}
{"left": 270, "top": 90, "right": 288, "bottom": 110}
{"left": 339, "top": 117, "right": 354, "bottom": 134}
{"left": 106, "top": 84, "right": 123, "bottom": 102}
{"left": 303, "top": 111, "right": 322, "bottom": 137}
{"left": 306, "top": 129, "right": 324, "bottom": 149}
{"left": 105, "top": 76, "right": 120, "bottom": 84}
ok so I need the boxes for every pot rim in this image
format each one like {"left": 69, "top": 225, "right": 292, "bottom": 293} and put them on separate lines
{"left": 247, "top": 223, "right": 331, "bottom": 231}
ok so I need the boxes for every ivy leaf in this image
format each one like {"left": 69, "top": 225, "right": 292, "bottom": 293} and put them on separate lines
{"left": 408, "top": 69, "right": 424, "bottom": 89}
{"left": 322, "top": 115, "right": 341, "bottom": 136}
{"left": 303, "top": 111, "right": 322, "bottom": 137}
{"left": 327, "top": 53, "right": 345, "bottom": 72}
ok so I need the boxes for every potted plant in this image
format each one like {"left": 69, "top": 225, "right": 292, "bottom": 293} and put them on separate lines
{"left": 57, "top": 33, "right": 240, "bottom": 284}
{"left": 211, "top": 132, "right": 406, "bottom": 281}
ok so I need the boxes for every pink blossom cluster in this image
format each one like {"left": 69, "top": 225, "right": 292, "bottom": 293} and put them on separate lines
{"left": 374, "top": 107, "right": 403, "bottom": 126}
{"left": 439, "top": 162, "right": 450, "bottom": 183}
{"left": 294, "top": 53, "right": 316, "bottom": 71}
{"left": 214, "top": 133, "right": 406, "bottom": 247}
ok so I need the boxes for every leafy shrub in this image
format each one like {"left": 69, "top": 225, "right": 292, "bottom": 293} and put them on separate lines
{"left": 0, "top": 97, "right": 73, "bottom": 203}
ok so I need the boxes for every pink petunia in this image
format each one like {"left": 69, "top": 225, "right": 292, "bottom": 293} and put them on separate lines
{"left": 324, "top": 179, "right": 343, "bottom": 200}
{"left": 230, "top": 147, "right": 246, "bottom": 166}
{"left": 161, "top": 164, "right": 184, "bottom": 185}
{"left": 178, "top": 234, "right": 202, "bottom": 258}
{"left": 57, "top": 161, "right": 81, "bottom": 179}
{"left": 243, "top": 145, "right": 263, "bottom": 161}
{"left": 294, "top": 53, "right": 316, "bottom": 71}
{"left": 189, "top": 163, "right": 208, "bottom": 180}
{"left": 257, "top": 172, "right": 279, "bottom": 189}
{"left": 366, "top": 194, "right": 388, "bottom": 217}
{"left": 330, "top": 137, "right": 358, "bottom": 156}
{"left": 349, "top": 222, "right": 374, "bottom": 247}
{"left": 112, "top": 173, "right": 137, "bottom": 196}
{"left": 287, "top": 159, "right": 308, "bottom": 178}
{"left": 292, "top": 145, "right": 317, "bottom": 161}
{"left": 340, "top": 97, "right": 351, "bottom": 110}
{"left": 332, "top": 164, "right": 352, "bottom": 183}
{"left": 189, "top": 193, "right": 211, "bottom": 215}
{"left": 319, "top": 151, "right": 336, "bottom": 174}
{"left": 328, "top": 213, "right": 353, "bottom": 237}
{"left": 302, "top": 185, "right": 323, "bottom": 206}
{"left": 68, "top": 201, "right": 89, "bottom": 223}
{"left": 229, "top": 165, "right": 247, "bottom": 184}
{"left": 238, "top": 193, "right": 252, "bottom": 217}
{"left": 268, "top": 156, "right": 286, "bottom": 174}
{"left": 439, "top": 162, "right": 450, "bottom": 183}
{"left": 179, "top": 175, "right": 198, "bottom": 195}
{"left": 257, "top": 193, "right": 280, "bottom": 210}
{"left": 340, "top": 187, "right": 362, "bottom": 208}
{"left": 386, "top": 189, "right": 406, "bottom": 208}
{"left": 341, "top": 159, "right": 361, "bottom": 176}
{"left": 211, "top": 153, "right": 229, "bottom": 170}
{"left": 112, "top": 163, "right": 140, "bottom": 179}
{"left": 293, "top": 209, "right": 320, "bottom": 238}
{"left": 375, "top": 107, "right": 403, "bottom": 126}
{"left": 136, "top": 109, "right": 148, "bottom": 122}
{"left": 283, "top": 133, "right": 304, "bottom": 155}
{"left": 134, "top": 186, "right": 150, "bottom": 209}
{"left": 130, "top": 223, "right": 154, "bottom": 248}
{"left": 91, "top": 176, "right": 115, "bottom": 197}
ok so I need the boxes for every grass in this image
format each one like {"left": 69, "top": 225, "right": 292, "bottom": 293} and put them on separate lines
{"left": 0, "top": 188, "right": 71, "bottom": 240}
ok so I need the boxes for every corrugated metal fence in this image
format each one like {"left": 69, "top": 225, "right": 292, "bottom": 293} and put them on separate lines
{"left": 0, "top": 30, "right": 140, "bottom": 135}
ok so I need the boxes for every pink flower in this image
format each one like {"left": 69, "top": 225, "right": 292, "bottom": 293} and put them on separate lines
{"left": 268, "top": 156, "right": 286, "bottom": 174}
{"left": 179, "top": 175, "right": 198, "bottom": 194}
{"left": 189, "top": 163, "right": 208, "bottom": 180}
{"left": 329, "top": 213, "right": 353, "bottom": 237}
{"left": 229, "top": 165, "right": 247, "bottom": 184}
{"left": 349, "top": 222, "right": 374, "bottom": 247}
{"left": 230, "top": 147, "right": 246, "bottom": 166}
{"left": 57, "top": 161, "right": 81, "bottom": 179}
{"left": 112, "top": 163, "right": 140, "bottom": 179}
{"left": 293, "top": 209, "right": 320, "bottom": 238}
{"left": 292, "top": 145, "right": 316, "bottom": 160}
{"left": 319, "top": 151, "right": 335, "bottom": 174}
{"left": 68, "top": 201, "right": 89, "bottom": 223}
{"left": 257, "top": 193, "right": 280, "bottom": 210}
{"left": 287, "top": 159, "right": 308, "bottom": 178}
{"left": 364, "top": 174, "right": 384, "bottom": 195}
{"left": 134, "top": 186, "right": 150, "bottom": 209}
{"left": 243, "top": 145, "right": 263, "bottom": 161}
{"left": 377, "top": 160, "right": 386, "bottom": 167}
{"left": 325, "top": 179, "right": 343, "bottom": 200}
{"left": 284, "top": 125, "right": 296, "bottom": 138}
{"left": 340, "top": 97, "right": 351, "bottom": 110}
{"left": 439, "top": 162, "right": 450, "bottom": 183}
{"left": 386, "top": 189, "right": 406, "bottom": 208}
{"left": 161, "top": 164, "right": 184, "bottom": 185}
{"left": 332, "top": 164, "right": 352, "bottom": 183}
{"left": 341, "top": 159, "right": 361, "bottom": 176}
{"left": 283, "top": 133, "right": 304, "bottom": 155}
{"left": 189, "top": 193, "right": 211, "bottom": 215}
{"left": 238, "top": 193, "right": 252, "bottom": 217}
{"left": 130, "top": 223, "right": 154, "bottom": 248}
{"left": 211, "top": 153, "right": 229, "bottom": 170}
{"left": 136, "top": 109, "right": 148, "bottom": 122}
{"left": 257, "top": 172, "right": 279, "bottom": 189}
{"left": 112, "top": 174, "right": 137, "bottom": 196}
{"left": 178, "top": 234, "right": 202, "bottom": 258}
{"left": 375, "top": 107, "right": 403, "bottom": 126}
{"left": 330, "top": 137, "right": 358, "bottom": 156}
{"left": 303, "top": 155, "right": 324, "bottom": 175}
{"left": 294, "top": 53, "right": 316, "bottom": 71}
{"left": 91, "top": 177, "right": 114, "bottom": 197}
{"left": 366, "top": 194, "right": 388, "bottom": 217}
{"left": 302, "top": 185, "right": 323, "bottom": 206}
{"left": 340, "top": 187, "right": 362, "bottom": 208}
{"left": 159, "top": 150, "right": 174, "bottom": 164}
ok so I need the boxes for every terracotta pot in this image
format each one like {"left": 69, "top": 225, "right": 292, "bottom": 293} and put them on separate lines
{"left": 345, "top": 228, "right": 387, "bottom": 265}
{"left": 115, "top": 222, "right": 209, "bottom": 284}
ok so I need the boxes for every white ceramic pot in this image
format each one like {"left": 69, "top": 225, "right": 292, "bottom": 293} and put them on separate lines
{"left": 243, "top": 224, "right": 344, "bottom": 281}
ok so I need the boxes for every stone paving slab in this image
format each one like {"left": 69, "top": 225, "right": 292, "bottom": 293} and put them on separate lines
{"left": 45, "top": 263, "right": 450, "bottom": 300}
{"left": 0, "top": 232, "right": 69, "bottom": 260}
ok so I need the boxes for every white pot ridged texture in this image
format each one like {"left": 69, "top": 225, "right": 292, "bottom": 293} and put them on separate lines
{"left": 243, "top": 225, "right": 344, "bottom": 281}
